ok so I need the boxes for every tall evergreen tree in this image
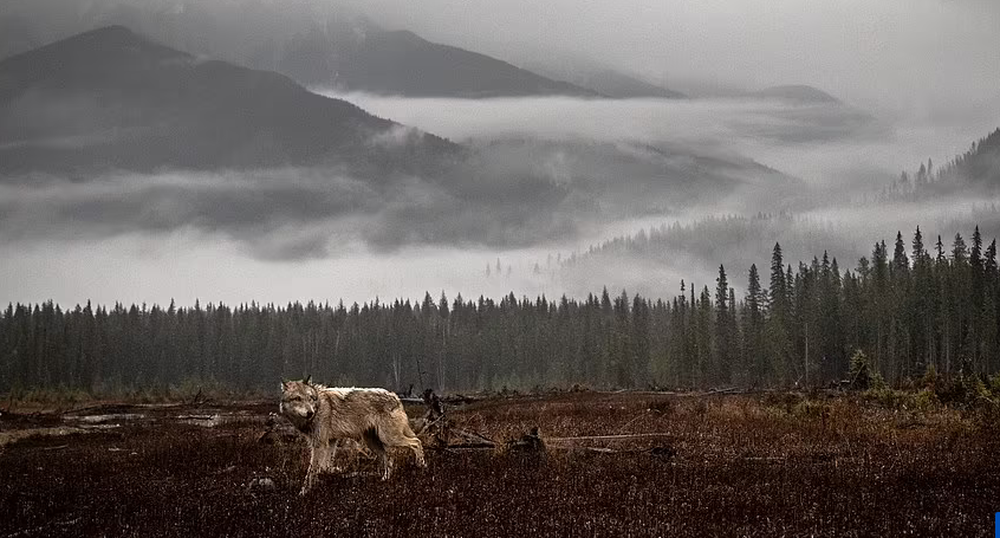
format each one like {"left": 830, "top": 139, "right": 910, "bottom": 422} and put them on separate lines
{"left": 714, "top": 265, "right": 733, "bottom": 384}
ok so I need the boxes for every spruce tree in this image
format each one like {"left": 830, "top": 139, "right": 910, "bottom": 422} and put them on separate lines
{"left": 714, "top": 265, "right": 732, "bottom": 384}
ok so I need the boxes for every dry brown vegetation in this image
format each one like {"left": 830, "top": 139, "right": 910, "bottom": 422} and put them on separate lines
{"left": 1, "top": 391, "right": 998, "bottom": 537}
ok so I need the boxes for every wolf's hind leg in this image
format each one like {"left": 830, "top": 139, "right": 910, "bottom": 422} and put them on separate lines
{"left": 362, "top": 428, "right": 391, "bottom": 480}
{"left": 378, "top": 423, "right": 426, "bottom": 468}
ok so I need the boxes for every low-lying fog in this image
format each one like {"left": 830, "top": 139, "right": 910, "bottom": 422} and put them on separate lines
{"left": 2, "top": 94, "right": 999, "bottom": 307}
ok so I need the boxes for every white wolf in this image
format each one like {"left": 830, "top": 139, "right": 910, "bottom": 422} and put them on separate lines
{"left": 279, "top": 377, "right": 426, "bottom": 494}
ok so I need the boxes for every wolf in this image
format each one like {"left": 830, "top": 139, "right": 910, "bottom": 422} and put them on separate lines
{"left": 279, "top": 376, "right": 426, "bottom": 494}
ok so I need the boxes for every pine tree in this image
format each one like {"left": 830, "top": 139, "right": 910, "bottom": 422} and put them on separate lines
{"left": 769, "top": 243, "right": 788, "bottom": 317}
{"left": 745, "top": 264, "right": 766, "bottom": 385}
{"left": 892, "top": 231, "right": 909, "bottom": 276}
{"left": 714, "top": 265, "right": 732, "bottom": 384}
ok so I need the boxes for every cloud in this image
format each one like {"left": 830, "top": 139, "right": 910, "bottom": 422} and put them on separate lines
{"left": 0, "top": 170, "right": 378, "bottom": 258}
{"left": 329, "top": 92, "right": 998, "bottom": 189}
{"left": 0, "top": 164, "right": 575, "bottom": 258}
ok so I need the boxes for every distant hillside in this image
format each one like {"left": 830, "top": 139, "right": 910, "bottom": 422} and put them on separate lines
{"left": 520, "top": 53, "right": 686, "bottom": 99}
{"left": 0, "top": 1, "right": 598, "bottom": 99}
{"left": 937, "top": 128, "right": 1000, "bottom": 186}
{"left": 886, "top": 128, "right": 1000, "bottom": 198}
{"left": 0, "top": 14, "right": 39, "bottom": 59}
{"left": 322, "top": 30, "right": 600, "bottom": 98}
{"left": 562, "top": 69, "right": 685, "bottom": 100}
{"left": 729, "top": 85, "right": 879, "bottom": 143}
{"left": 0, "top": 26, "right": 458, "bottom": 175}
{"left": 750, "top": 85, "right": 842, "bottom": 104}
{"left": 467, "top": 138, "right": 802, "bottom": 219}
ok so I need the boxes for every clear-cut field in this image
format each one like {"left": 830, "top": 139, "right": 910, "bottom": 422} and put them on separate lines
{"left": 1, "top": 392, "right": 997, "bottom": 537}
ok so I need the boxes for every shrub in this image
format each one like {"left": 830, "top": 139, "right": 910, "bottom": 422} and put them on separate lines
{"left": 989, "top": 373, "right": 1000, "bottom": 397}
{"left": 848, "top": 350, "right": 884, "bottom": 391}
{"left": 913, "top": 388, "right": 940, "bottom": 412}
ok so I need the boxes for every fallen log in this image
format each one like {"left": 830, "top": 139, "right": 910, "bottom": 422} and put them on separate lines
{"left": 545, "top": 433, "right": 674, "bottom": 443}
{"left": 451, "top": 427, "right": 496, "bottom": 447}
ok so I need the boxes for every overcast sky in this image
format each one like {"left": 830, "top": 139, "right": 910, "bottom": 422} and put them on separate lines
{"left": 342, "top": 0, "right": 1000, "bottom": 113}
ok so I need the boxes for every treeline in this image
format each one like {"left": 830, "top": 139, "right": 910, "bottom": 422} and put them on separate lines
{"left": 1, "top": 227, "right": 998, "bottom": 394}
{"left": 559, "top": 212, "right": 850, "bottom": 273}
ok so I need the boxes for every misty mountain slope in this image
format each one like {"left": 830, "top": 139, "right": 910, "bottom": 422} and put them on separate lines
{"left": 575, "top": 70, "right": 687, "bottom": 99}
{"left": 0, "top": 1, "right": 599, "bottom": 99}
{"left": 467, "top": 138, "right": 802, "bottom": 216}
{"left": 933, "top": 128, "right": 1000, "bottom": 188}
{"left": 729, "top": 85, "right": 878, "bottom": 144}
{"left": 554, "top": 190, "right": 1000, "bottom": 299}
{"left": 0, "top": 26, "right": 459, "bottom": 175}
{"left": 0, "top": 15, "right": 41, "bottom": 60}
{"left": 884, "top": 128, "right": 1000, "bottom": 200}
{"left": 317, "top": 29, "right": 601, "bottom": 98}
{"left": 750, "top": 85, "right": 842, "bottom": 104}
{"left": 522, "top": 56, "right": 687, "bottom": 99}
{"left": 555, "top": 213, "right": 878, "bottom": 299}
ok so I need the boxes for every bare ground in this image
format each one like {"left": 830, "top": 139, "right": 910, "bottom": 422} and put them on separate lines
{"left": 0, "top": 391, "right": 998, "bottom": 537}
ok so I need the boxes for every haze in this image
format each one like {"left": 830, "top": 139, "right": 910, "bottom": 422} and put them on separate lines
{"left": 1, "top": 0, "right": 998, "bottom": 307}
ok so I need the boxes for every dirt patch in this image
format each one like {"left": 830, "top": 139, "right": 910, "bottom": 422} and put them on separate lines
{"left": 0, "top": 392, "right": 997, "bottom": 537}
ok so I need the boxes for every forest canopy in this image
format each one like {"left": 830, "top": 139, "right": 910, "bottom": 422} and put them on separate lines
{"left": 2, "top": 226, "right": 998, "bottom": 395}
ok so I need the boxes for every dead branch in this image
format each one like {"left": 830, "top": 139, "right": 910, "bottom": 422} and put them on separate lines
{"left": 451, "top": 428, "right": 496, "bottom": 447}
{"left": 545, "top": 433, "right": 674, "bottom": 443}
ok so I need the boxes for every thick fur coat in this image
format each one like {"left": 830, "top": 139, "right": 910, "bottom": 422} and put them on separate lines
{"left": 280, "top": 378, "right": 425, "bottom": 494}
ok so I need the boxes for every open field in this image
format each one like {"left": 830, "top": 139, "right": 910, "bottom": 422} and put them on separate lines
{"left": 1, "top": 391, "right": 998, "bottom": 537}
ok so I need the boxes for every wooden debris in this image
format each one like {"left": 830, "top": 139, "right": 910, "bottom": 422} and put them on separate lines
{"left": 505, "top": 427, "right": 545, "bottom": 453}
{"left": 422, "top": 389, "right": 444, "bottom": 419}
{"left": 545, "top": 433, "right": 673, "bottom": 443}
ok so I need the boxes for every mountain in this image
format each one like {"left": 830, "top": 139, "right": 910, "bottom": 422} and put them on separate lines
{"left": 0, "top": 1, "right": 598, "bottom": 99}
{"left": 309, "top": 29, "right": 600, "bottom": 98}
{"left": 734, "top": 85, "right": 880, "bottom": 143}
{"left": 519, "top": 52, "right": 686, "bottom": 99}
{"left": 572, "top": 69, "right": 687, "bottom": 99}
{"left": 0, "top": 26, "right": 458, "bottom": 175}
{"left": 893, "top": 128, "right": 1000, "bottom": 196}
{"left": 0, "top": 14, "right": 40, "bottom": 60}
{"left": 750, "top": 85, "right": 842, "bottom": 104}
{"left": 939, "top": 128, "right": 1000, "bottom": 187}
{"left": 556, "top": 213, "right": 857, "bottom": 299}
{"left": 470, "top": 138, "right": 802, "bottom": 217}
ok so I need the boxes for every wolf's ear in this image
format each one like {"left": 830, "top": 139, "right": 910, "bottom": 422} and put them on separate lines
{"left": 280, "top": 379, "right": 289, "bottom": 391}
{"left": 304, "top": 375, "right": 312, "bottom": 385}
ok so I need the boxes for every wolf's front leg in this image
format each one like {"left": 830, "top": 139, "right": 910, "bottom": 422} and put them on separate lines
{"left": 300, "top": 440, "right": 330, "bottom": 496}
{"left": 326, "top": 440, "right": 342, "bottom": 473}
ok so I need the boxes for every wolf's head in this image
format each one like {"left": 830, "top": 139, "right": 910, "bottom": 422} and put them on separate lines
{"left": 280, "top": 376, "right": 319, "bottom": 429}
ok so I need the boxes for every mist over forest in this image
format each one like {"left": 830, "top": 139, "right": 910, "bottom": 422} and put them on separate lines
{"left": 0, "top": 0, "right": 999, "bottom": 391}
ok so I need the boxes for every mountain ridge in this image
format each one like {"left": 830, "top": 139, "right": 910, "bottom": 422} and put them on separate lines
{"left": 324, "top": 29, "right": 602, "bottom": 98}
{"left": 750, "top": 85, "right": 842, "bottom": 104}
{"left": 0, "top": 26, "right": 459, "bottom": 175}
